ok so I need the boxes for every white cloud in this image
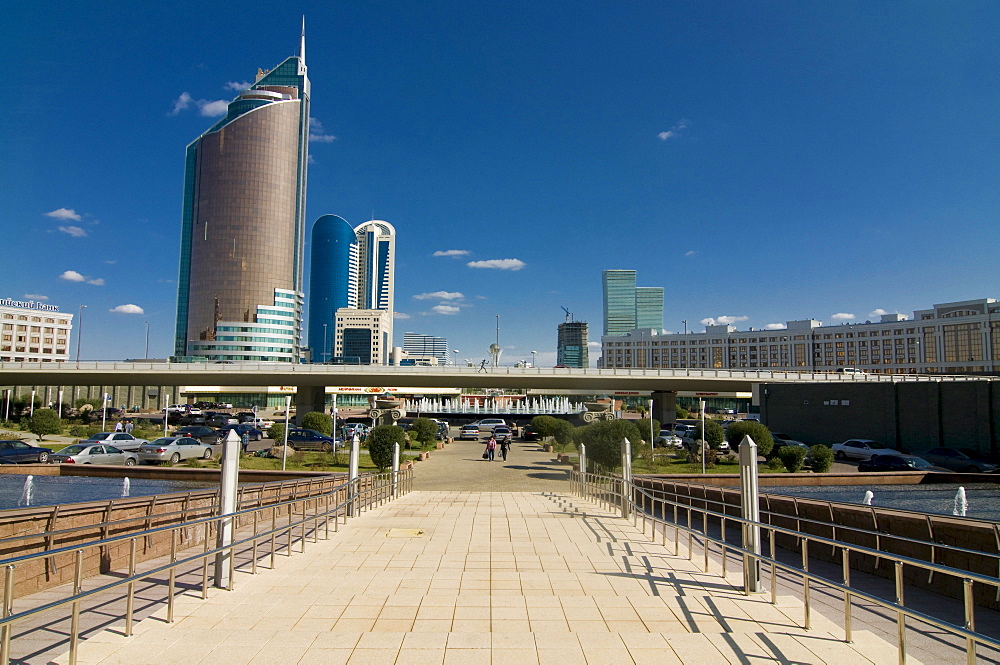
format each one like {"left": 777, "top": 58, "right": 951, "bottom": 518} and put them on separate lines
{"left": 59, "top": 270, "right": 86, "bottom": 282}
{"left": 433, "top": 249, "right": 470, "bottom": 257}
{"left": 104, "top": 260, "right": 117, "bottom": 265}
{"left": 831, "top": 313, "right": 855, "bottom": 321}
{"left": 170, "top": 92, "right": 229, "bottom": 117}
{"left": 467, "top": 259, "right": 526, "bottom": 271}
{"left": 685, "top": 250, "right": 696, "bottom": 256}
{"left": 87, "top": 278, "right": 105, "bottom": 286}
{"left": 58, "top": 225, "right": 88, "bottom": 237}
{"left": 110, "top": 304, "right": 144, "bottom": 314}
{"left": 224, "top": 81, "right": 252, "bottom": 91}
{"left": 431, "top": 305, "right": 461, "bottom": 315}
{"left": 764, "top": 323, "right": 787, "bottom": 330}
{"left": 309, "top": 118, "right": 336, "bottom": 143}
{"left": 413, "top": 291, "right": 464, "bottom": 301}
{"left": 869, "top": 308, "right": 888, "bottom": 317}
{"left": 23, "top": 294, "right": 48, "bottom": 301}
{"left": 393, "top": 312, "right": 411, "bottom": 319}
{"left": 587, "top": 341, "right": 602, "bottom": 347}
{"left": 45, "top": 208, "right": 82, "bottom": 221}
{"left": 700, "top": 315, "right": 749, "bottom": 326}
{"left": 657, "top": 119, "right": 690, "bottom": 141}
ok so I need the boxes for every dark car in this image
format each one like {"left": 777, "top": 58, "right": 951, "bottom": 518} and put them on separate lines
{"left": 217, "top": 423, "right": 264, "bottom": 442}
{"left": 919, "top": 448, "right": 999, "bottom": 473}
{"left": 0, "top": 440, "right": 53, "bottom": 463}
{"left": 179, "top": 413, "right": 208, "bottom": 426}
{"left": 521, "top": 426, "right": 541, "bottom": 441}
{"left": 286, "top": 428, "right": 340, "bottom": 452}
{"left": 235, "top": 412, "right": 257, "bottom": 423}
{"left": 858, "top": 454, "right": 946, "bottom": 473}
{"left": 174, "top": 426, "right": 221, "bottom": 445}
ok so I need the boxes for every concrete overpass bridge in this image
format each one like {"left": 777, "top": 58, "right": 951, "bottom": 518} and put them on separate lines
{"left": 2, "top": 361, "right": 993, "bottom": 423}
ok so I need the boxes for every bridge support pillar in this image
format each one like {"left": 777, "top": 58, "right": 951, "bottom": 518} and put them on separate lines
{"left": 651, "top": 391, "right": 677, "bottom": 424}
{"left": 294, "top": 386, "right": 326, "bottom": 425}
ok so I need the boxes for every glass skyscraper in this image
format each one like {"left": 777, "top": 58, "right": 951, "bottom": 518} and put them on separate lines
{"left": 308, "top": 215, "right": 358, "bottom": 362}
{"left": 174, "top": 27, "right": 310, "bottom": 362}
{"left": 602, "top": 270, "right": 664, "bottom": 337}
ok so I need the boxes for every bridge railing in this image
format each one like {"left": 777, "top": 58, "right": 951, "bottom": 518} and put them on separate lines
{"left": 0, "top": 468, "right": 413, "bottom": 665}
{"left": 573, "top": 470, "right": 1000, "bottom": 665}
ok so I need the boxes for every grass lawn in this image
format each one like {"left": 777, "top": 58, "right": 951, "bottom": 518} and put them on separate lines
{"left": 181, "top": 450, "right": 419, "bottom": 473}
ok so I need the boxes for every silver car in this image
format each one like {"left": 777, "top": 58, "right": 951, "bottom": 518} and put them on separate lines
{"left": 80, "top": 432, "right": 149, "bottom": 452}
{"left": 138, "top": 437, "right": 216, "bottom": 465}
{"left": 50, "top": 444, "right": 138, "bottom": 466}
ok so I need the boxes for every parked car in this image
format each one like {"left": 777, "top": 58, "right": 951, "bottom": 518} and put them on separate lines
{"left": 216, "top": 423, "right": 264, "bottom": 442}
{"left": 918, "top": 448, "right": 999, "bottom": 473}
{"left": 50, "top": 444, "right": 138, "bottom": 466}
{"left": 858, "top": 455, "right": 946, "bottom": 473}
{"left": 434, "top": 420, "right": 450, "bottom": 440}
{"left": 179, "top": 413, "right": 208, "bottom": 426}
{"left": 474, "top": 418, "right": 507, "bottom": 434}
{"left": 80, "top": 432, "right": 149, "bottom": 452}
{"left": 173, "top": 426, "right": 222, "bottom": 445}
{"left": 235, "top": 411, "right": 257, "bottom": 423}
{"left": 492, "top": 426, "right": 513, "bottom": 444}
{"left": 286, "top": 428, "right": 340, "bottom": 452}
{"left": 205, "top": 412, "right": 239, "bottom": 428}
{"left": 138, "top": 437, "right": 215, "bottom": 464}
{"left": 832, "top": 439, "right": 902, "bottom": 461}
{"left": 0, "top": 440, "right": 53, "bottom": 463}
{"left": 458, "top": 425, "right": 480, "bottom": 441}
{"left": 341, "top": 423, "right": 369, "bottom": 440}
{"left": 654, "top": 429, "right": 683, "bottom": 448}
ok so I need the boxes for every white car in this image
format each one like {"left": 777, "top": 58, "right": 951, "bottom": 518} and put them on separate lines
{"left": 475, "top": 418, "right": 507, "bottom": 434}
{"left": 832, "top": 439, "right": 902, "bottom": 461}
{"left": 79, "top": 432, "right": 149, "bottom": 452}
{"left": 654, "top": 430, "right": 683, "bottom": 448}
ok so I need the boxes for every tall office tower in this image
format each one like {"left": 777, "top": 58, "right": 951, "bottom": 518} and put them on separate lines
{"left": 635, "top": 286, "right": 664, "bottom": 331}
{"left": 353, "top": 220, "right": 396, "bottom": 351}
{"left": 602, "top": 270, "right": 637, "bottom": 336}
{"left": 403, "top": 332, "right": 451, "bottom": 364}
{"left": 308, "top": 215, "right": 359, "bottom": 362}
{"left": 557, "top": 320, "right": 589, "bottom": 368}
{"left": 174, "top": 25, "right": 310, "bottom": 362}
{"left": 334, "top": 308, "right": 392, "bottom": 364}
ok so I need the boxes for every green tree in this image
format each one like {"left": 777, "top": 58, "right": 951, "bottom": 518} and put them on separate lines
{"left": 725, "top": 421, "right": 774, "bottom": 458}
{"left": 368, "top": 425, "right": 405, "bottom": 472}
{"left": 579, "top": 419, "right": 643, "bottom": 472}
{"left": 634, "top": 418, "right": 661, "bottom": 443}
{"left": 778, "top": 445, "right": 807, "bottom": 473}
{"left": 675, "top": 404, "right": 690, "bottom": 419}
{"left": 551, "top": 419, "right": 575, "bottom": 448}
{"left": 693, "top": 420, "right": 725, "bottom": 449}
{"left": 301, "top": 411, "right": 332, "bottom": 435}
{"left": 409, "top": 418, "right": 439, "bottom": 445}
{"left": 27, "top": 408, "right": 62, "bottom": 439}
{"left": 808, "top": 445, "right": 834, "bottom": 473}
{"left": 529, "top": 415, "right": 560, "bottom": 439}
{"left": 268, "top": 423, "right": 286, "bottom": 442}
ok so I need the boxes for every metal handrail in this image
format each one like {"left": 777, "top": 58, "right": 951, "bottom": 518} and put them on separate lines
{"left": 634, "top": 477, "right": 1000, "bottom": 574}
{"left": 0, "top": 467, "right": 412, "bottom": 665}
{"left": 575, "top": 470, "right": 998, "bottom": 665}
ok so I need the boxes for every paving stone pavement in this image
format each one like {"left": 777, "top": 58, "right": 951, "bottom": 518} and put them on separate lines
{"left": 410, "top": 436, "right": 574, "bottom": 492}
{"left": 58, "top": 483, "right": 918, "bottom": 665}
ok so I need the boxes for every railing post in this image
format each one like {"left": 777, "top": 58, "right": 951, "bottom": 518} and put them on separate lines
{"left": 0, "top": 565, "right": 14, "bottom": 664}
{"left": 843, "top": 547, "right": 852, "bottom": 642}
{"left": 739, "top": 435, "right": 762, "bottom": 594}
{"left": 214, "top": 429, "right": 241, "bottom": 589}
{"left": 620, "top": 438, "right": 632, "bottom": 519}
{"left": 348, "top": 435, "right": 360, "bottom": 517}
{"left": 895, "top": 560, "right": 906, "bottom": 664}
{"left": 125, "top": 538, "right": 137, "bottom": 636}
{"left": 392, "top": 443, "right": 400, "bottom": 499}
{"left": 579, "top": 444, "right": 587, "bottom": 497}
{"left": 964, "top": 578, "right": 976, "bottom": 665}
{"left": 69, "top": 550, "right": 83, "bottom": 665}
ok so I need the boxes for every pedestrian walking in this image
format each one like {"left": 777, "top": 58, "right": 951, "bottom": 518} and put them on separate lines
{"left": 240, "top": 430, "right": 249, "bottom": 453}
{"left": 499, "top": 437, "right": 510, "bottom": 462}
{"left": 124, "top": 420, "right": 134, "bottom": 434}
{"left": 486, "top": 436, "right": 497, "bottom": 461}
{"left": 114, "top": 421, "right": 123, "bottom": 432}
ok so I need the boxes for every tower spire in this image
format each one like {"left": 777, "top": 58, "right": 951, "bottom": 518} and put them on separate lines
{"left": 299, "top": 16, "right": 306, "bottom": 65}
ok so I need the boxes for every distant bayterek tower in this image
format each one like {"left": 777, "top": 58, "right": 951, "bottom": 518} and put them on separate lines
{"left": 174, "top": 23, "right": 310, "bottom": 362}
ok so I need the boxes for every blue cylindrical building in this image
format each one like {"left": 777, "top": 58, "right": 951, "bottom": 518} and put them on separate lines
{"left": 308, "top": 215, "right": 358, "bottom": 362}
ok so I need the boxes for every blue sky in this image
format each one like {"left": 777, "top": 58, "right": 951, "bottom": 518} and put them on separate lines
{"left": 3, "top": 2, "right": 998, "bottom": 366}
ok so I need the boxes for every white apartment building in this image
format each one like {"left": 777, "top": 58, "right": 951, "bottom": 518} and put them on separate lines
{"left": 601, "top": 298, "right": 1000, "bottom": 375}
{"left": 0, "top": 298, "right": 73, "bottom": 362}
{"left": 334, "top": 308, "right": 392, "bottom": 365}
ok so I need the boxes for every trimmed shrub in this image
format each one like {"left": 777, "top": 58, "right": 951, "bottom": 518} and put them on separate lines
{"left": 693, "top": 420, "right": 725, "bottom": 449}
{"left": 301, "top": 411, "right": 333, "bottom": 435}
{"left": 368, "top": 425, "right": 405, "bottom": 472}
{"left": 778, "top": 445, "right": 807, "bottom": 473}
{"left": 725, "top": 421, "right": 774, "bottom": 458}
{"left": 675, "top": 405, "right": 690, "bottom": 419}
{"left": 578, "top": 419, "right": 643, "bottom": 472}
{"left": 409, "top": 418, "right": 439, "bottom": 445}
{"left": 529, "top": 415, "right": 560, "bottom": 439}
{"left": 766, "top": 457, "right": 785, "bottom": 471}
{"left": 268, "top": 423, "right": 286, "bottom": 442}
{"left": 808, "top": 445, "right": 834, "bottom": 473}
{"left": 634, "top": 418, "right": 661, "bottom": 443}
{"left": 551, "top": 419, "right": 575, "bottom": 448}
{"left": 27, "top": 409, "right": 62, "bottom": 438}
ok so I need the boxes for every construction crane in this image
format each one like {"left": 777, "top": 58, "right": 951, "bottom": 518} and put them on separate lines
{"left": 561, "top": 306, "right": 574, "bottom": 323}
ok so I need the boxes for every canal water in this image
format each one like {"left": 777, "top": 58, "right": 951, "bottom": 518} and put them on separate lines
{"left": 0, "top": 474, "right": 219, "bottom": 509}
{"left": 765, "top": 483, "right": 1000, "bottom": 522}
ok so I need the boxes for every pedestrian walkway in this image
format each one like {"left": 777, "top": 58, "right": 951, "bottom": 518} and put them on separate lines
{"left": 61, "top": 487, "right": 912, "bottom": 664}
{"left": 411, "top": 437, "right": 571, "bottom": 492}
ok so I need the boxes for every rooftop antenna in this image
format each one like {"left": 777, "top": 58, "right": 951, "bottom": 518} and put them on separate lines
{"left": 299, "top": 16, "right": 306, "bottom": 64}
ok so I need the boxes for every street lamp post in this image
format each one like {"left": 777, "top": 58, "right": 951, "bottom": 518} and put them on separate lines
{"left": 75, "top": 305, "right": 87, "bottom": 363}
{"left": 452, "top": 349, "right": 459, "bottom": 367}
{"left": 531, "top": 350, "right": 537, "bottom": 368}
